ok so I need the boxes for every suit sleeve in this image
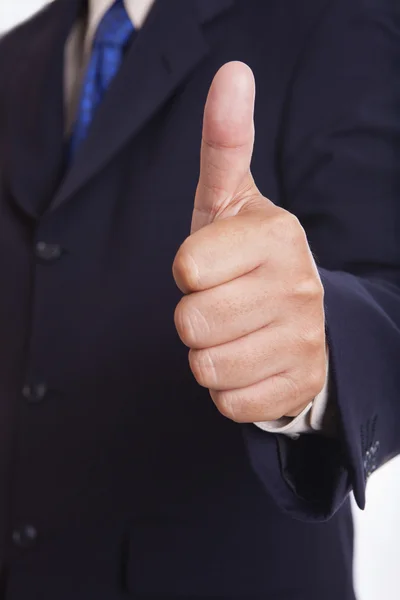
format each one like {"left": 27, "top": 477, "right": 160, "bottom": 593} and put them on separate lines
{"left": 243, "top": 0, "right": 400, "bottom": 521}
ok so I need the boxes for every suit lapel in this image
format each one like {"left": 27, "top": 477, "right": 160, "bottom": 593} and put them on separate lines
{"left": 51, "top": 0, "right": 234, "bottom": 211}
{"left": 5, "top": 0, "right": 84, "bottom": 218}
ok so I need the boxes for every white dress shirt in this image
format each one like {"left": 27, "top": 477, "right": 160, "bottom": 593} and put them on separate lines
{"left": 65, "top": 0, "right": 331, "bottom": 439}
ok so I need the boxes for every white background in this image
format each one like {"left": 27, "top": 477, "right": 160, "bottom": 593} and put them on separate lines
{"left": 1, "top": 2, "right": 400, "bottom": 599}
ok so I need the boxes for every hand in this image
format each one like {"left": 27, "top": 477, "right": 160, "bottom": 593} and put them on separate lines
{"left": 173, "top": 62, "right": 327, "bottom": 423}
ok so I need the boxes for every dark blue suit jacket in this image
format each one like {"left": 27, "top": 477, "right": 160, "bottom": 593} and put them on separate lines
{"left": 0, "top": 0, "right": 399, "bottom": 598}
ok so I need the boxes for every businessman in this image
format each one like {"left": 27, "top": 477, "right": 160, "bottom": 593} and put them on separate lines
{"left": 0, "top": 0, "right": 399, "bottom": 598}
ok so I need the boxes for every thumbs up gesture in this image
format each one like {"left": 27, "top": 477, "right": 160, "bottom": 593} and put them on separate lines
{"left": 173, "top": 62, "right": 327, "bottom": 423}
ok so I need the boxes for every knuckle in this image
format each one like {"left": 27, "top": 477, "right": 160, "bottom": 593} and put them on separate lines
{"left": 189, "top": 348, "right": 218, "bottom": 388}
{"left": 174, "top": 298, "right": 208, "bottom": 348}
{"left": 273, "top": 211, "right": 300, "bottom": 237}
{"left": 287, "top": 215, "right": 307, "bottom": 248}
{"left": 267, "top": 211, "right": 306, "bottom": 254}
{"left": 268, "top": 212, "right": 290, "bottom": 238}
{"left": 307, "top": 364, "right": 327, "bottom": 397}
{"left": 173, "top": 241, "right": 201, "bottom": 292}
{"left": 285, "top": 211, "right": 302, "bottom": 233}
{"left": 213, "top": 391, "right": 243, "bottom": 423}
{"left": 293, "top": 276, "right": 324, "bottom": 304}
{"left": 299, "top": 324, "right": 325, "bottom": 351}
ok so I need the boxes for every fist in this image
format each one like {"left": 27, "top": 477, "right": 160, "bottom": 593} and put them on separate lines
{"left": 173, "top": 62, "right": 327, "bottom": 423}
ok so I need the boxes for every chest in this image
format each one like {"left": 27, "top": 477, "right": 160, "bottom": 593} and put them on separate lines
{"left": 0, "top": 3, "right": 297, "bottom": 393}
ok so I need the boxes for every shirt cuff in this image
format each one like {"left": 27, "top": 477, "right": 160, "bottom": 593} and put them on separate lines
{"left": 254, "top": 358, "right": 330, "bottom": 440}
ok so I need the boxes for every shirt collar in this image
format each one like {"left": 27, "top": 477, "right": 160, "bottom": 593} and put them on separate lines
{"left": 85, "top": 0, "right": 155, "bottom": 55}
{"left": 87, "top": 0, "right": 155, "bottom": 37}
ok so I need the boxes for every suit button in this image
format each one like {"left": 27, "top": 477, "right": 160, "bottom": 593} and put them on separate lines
{"left": 22, "top": 383, "right": 48, "bottom": 404}
{"left": 12, "top": 525, "right": 38, "bottom": 549}
{"left": 35, "top": 241, "right": 62, "bottom": 262}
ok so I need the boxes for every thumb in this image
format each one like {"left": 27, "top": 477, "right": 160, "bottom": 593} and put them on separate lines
{"left": 191, "top": 61, "right": 256, "bottom": 234}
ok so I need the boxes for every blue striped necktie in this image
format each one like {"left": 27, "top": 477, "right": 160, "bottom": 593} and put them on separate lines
{"left": 69, "top": 0, "right": 135, "bottom": 158}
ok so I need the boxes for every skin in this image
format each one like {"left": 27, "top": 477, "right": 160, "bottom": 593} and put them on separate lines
{"left": 173, "top": 61, "right": 327, "bottom": 424}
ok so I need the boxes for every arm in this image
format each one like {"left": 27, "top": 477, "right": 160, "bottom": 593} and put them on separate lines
{"left": 243, "top": 0, "right": 400, "bottom": 520}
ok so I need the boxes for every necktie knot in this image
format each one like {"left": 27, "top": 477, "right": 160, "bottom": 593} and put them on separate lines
{"left": 94, "top": 0, "right": 134, "bottom": 49}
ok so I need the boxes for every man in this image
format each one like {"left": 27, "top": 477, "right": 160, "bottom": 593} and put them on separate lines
{"left": 0, "top": 0, "right": 399, "bottom": 598}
